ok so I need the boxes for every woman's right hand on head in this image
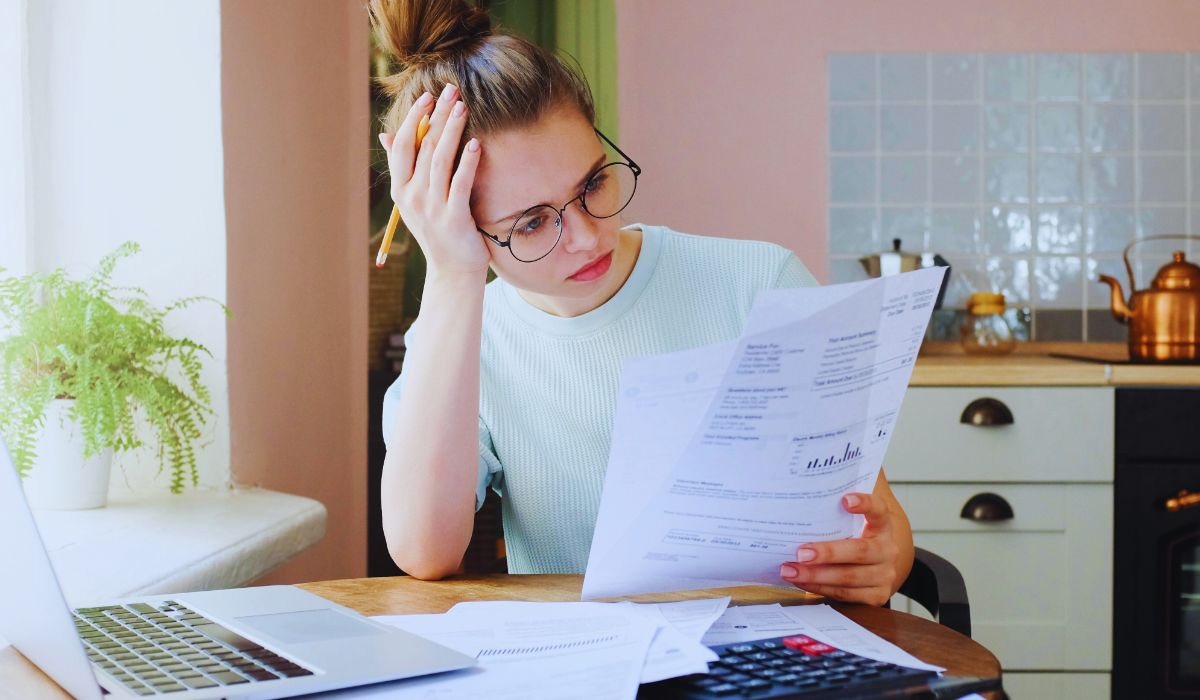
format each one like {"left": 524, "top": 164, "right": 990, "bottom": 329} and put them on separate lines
{"left": 379, "top": 83, "right": 492, "bottom": 280}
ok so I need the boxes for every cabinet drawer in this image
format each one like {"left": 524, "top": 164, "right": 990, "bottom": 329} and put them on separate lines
{"left": 891, "top": 483, "right": 1112, "bottom": 671}
{"left": 1001, "top": 672, "right": 1110, "bottom": 700}
{"left": 885, "top": 387, "right": 1113, "bottom": 482}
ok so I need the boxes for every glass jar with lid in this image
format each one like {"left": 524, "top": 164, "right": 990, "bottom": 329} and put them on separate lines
{"left": 960, "top": 292, "right": 1016, "bottom": 355}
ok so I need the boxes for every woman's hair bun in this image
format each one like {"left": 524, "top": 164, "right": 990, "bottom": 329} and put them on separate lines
{"left": 369, "top": 0, "right": 492, "bottom": 65}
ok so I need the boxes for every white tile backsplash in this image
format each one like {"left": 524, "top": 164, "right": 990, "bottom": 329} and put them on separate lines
{"left": 881, "top": 207, "right": 929, "bottom": 248}
{"left": 1034, "top": 206, "right": 1085, "bottom": 253}
{"left": 829, "top": 156, "right": 875, "bottom": 203}
{"left": 828, "top": 51, "right": 1198, "bottom": 340}
{"left": 985, "top": 105, "right": 1030, "bottom": 152}
{"left": 1036, "top": 53, "right": 1082, "bottom": 101}
{"left": 1085, "top": 104, "right": 1133, "bottom": 152}
{"left": 1137, "top": 206, "right": 1188, "bottom": 237}
{"left": 983, "top": 256, "right": 1032, "bottom": 303}
{"left": 1085, "top": 54, "right": 1133, "bottom": 102}
{"left": 830, "top": 105, "right": 876, "bottom": 152}
{"left": 1191, "top": 54, "right": 1200, "bottom": 99}
{"left": 1191, "top": 105, "right": 1200, "bottom": 152}
{"left": 828, "top": 54, "right": 876, "bottom": 102}
{"left": 929, "top": 207, "right": 979, "bottom": 253}
{"left": 982, "top": 205, "right": 1033, "bottom": 254}
{"left": 880, "top": 105, "right": 928, "bottom": 151}
{"left": 931, "top": 104, "right": 979, "bottom": 152}
{"left": 1139, "top": 155, "right": 1187, "bottom": 203}
{"left": 1036, "top": 154, "right": 1082, "bottom": 204}
{"left": 1034, "top": 256, "right": 1084, "bottom": 308}
{"left": 1138, "top": 104, "right": 1187, "bottom": 152}
{"left": 1137, "top": 53, "right": 1187, "bottom": 100}
{"left": 880, "top": 54, "right": 928, "bottom": 101}
{"left": 984, "top": 54, "right": 1030, "bottom": 101}
{"left": 880, "top": 156, "right": 928, "bottom": 203}
{"left": 1086, "top": 155, "right": 1136, "bottom": 203}
{"left": 932, "top": 54, "right": 979, "bottom": 101}
{"left": 984, "top": 155, "right": 1030, "bottom": 203}
{"left": 1036, "top": 104, "right": 1082, "bottom": 152}
{"left": 1194, "top": 157, "right": 1200, "bottom": 202}
{"left": 931, "top": 155, "right": 978, "bottom": 203}
{"left": 1086, "top": 206, "right": 1137, "bottom": 254}
{"left": 828, "top": 207, "right": 879, "bottom": 254}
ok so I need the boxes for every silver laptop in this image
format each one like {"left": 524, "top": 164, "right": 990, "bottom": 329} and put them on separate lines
{"left": 0, "top": 438, "right": 475, "bottom": 699}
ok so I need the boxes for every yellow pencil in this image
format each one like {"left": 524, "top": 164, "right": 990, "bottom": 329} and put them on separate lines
{"left": 376, "top": 113, "right": 432, "bottom": 268}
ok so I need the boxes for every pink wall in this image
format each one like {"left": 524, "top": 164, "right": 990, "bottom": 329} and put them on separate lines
{"left": 615, "top": 0, "right": 1200, "bottom": 283}
{"left": 222, "top": 1, "right": 369, "bottom": 584}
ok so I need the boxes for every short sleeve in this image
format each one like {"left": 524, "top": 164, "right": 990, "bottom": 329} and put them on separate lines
{"left": 774, "top": 252, "right": 820, "bottom": 289}
{"left": 380, "top": 322, "right": 502, "bottom": 512}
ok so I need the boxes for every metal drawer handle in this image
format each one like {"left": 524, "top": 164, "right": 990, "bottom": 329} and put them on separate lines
{"left": 960, "top": 492, "right": 1014, "bottom": 522}
{"left": 1166, "top": 490, "right": 1200, "bottom": 512}
{"left": 959, "top": 397, "right": 1014, "bottom": 426}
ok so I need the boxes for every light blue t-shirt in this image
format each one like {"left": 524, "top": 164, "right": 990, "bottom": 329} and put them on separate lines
{"left": 382, "top": 224, "right": 818, "bottom": 574}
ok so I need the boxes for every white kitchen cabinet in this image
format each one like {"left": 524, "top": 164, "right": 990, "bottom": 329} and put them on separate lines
{"left": 891, "top": 483, "right": 1112, "bottom": 672}
{"left": 884, "top": 387, "right": 1113, "bottom": 482}
{"left": 887, "top": 385, "right": 1115, "bottom": 699}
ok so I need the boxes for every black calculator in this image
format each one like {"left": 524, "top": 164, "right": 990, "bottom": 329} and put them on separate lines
{"left": 639, "top": 634, "right": 999, "bottom": 699}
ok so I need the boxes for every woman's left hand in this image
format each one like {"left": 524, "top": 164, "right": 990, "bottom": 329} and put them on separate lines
{"left": 779, "top": 492, "right": 902, "bottom": 606}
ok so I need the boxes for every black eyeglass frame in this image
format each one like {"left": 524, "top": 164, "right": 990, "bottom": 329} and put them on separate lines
{"left": 476, "top": 128, "right": 642, "bottom": 263}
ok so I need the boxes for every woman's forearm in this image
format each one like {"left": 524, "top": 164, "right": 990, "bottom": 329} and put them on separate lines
{"left": 381, "top": 271, "right": 487, "bottom": 579}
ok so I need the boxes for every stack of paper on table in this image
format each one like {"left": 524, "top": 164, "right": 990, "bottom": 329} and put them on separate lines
{"left": 311, "top": 598, "right": 942, "bottom": 699}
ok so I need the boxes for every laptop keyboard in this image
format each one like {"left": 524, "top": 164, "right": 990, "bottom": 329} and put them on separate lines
{"left": 73, "top": 600, "right": 314, "bottom": 696}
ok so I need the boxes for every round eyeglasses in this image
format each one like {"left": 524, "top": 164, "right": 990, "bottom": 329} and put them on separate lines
{"left": 477, "top": 129, "right": 642, "bottom": 263}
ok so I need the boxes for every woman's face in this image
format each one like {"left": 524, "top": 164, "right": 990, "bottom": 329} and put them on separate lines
{"left": 470, "top": 106, "right": 633, "bottom": 317}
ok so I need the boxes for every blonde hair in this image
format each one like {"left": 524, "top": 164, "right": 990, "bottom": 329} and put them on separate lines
{"left": 368, "top": 0, "right": 596, "bottom": 138}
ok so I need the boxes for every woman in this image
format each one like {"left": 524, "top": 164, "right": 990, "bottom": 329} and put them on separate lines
{"left": 374, "top": 0, "right": 912, "bottom": 606}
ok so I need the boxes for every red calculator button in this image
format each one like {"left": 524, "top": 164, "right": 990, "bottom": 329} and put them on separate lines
{"left": 800, "top": 643, "right": 834, "bottom": 655}
{"left": 782, "top": 636, "right": 817, "bottom": 649}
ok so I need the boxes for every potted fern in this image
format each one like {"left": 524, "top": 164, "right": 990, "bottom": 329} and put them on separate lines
{"left": 0, "top": 242, "right": 228, "bottom": 508}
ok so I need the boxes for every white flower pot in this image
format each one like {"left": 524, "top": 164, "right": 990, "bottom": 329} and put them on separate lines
{"left": 21, "top": 399, "right": 113, "bottom": 510}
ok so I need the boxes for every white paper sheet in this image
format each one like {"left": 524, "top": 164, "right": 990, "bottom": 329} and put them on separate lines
{"left": 613, "top": 597, "right": 729, "bottom": 682}
{"left": 699, "top": 603, "right": 813, "bottom": 646}
{"left": 317, "top": 603, "right": 657, "bottom": 699}
{"left": 583, "top": 269, "right": 945, "bottom": 600}
{"left": 443, "top": 599, "right": 728, "bottom": 684}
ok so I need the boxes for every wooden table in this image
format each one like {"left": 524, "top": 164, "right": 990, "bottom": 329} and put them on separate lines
{"left": 2, "top": 574, "right": 1001, "bottom": 698}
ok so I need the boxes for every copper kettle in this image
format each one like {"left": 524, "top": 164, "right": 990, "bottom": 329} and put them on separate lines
{"left": 1097, "top": 234, "right": 1200, "bottom": 363}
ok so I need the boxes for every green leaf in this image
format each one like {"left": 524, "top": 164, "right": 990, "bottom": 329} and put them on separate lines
{"left": 0, "top": 242, "right": 222, "bottom": 492}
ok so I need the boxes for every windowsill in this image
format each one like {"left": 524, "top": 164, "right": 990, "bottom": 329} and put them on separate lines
{"left": 32, "top": 486, "right": 326, "bottom": 606}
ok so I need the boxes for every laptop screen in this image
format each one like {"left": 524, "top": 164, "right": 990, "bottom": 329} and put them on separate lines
{"left": 0, "top": 438, "right": 103, "bottom": 700}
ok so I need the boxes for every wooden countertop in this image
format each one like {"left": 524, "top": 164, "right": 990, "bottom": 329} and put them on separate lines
{"left": 911, "top": 342, "right": 1200, "bottom": 386}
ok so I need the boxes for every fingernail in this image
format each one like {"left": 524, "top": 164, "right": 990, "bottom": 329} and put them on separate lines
{"left": 378, "top": 133, "right": 387, "bottom": 148}
{"left": 452, "top": 101, "right": 466, "bottom": 117}
{"left": 440, "top": 83, "right": 457, "bottom": 101}
{"left": 416, "top": 91, "right": 433, "bottom": 107}
{"left": 796, "top": 548, "right": 816, "bottom": 562}
{"left": 466, "top": 138, "right": 480, "bottom": 152}
{"left": 780, "top": 565, "right": 798, "bottom": 579}
{"left": 843, "top": 494, "right": 861, "bottom": 509}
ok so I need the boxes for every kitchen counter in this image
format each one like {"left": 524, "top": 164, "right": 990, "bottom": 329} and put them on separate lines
{"left": 912, "top": 342, "right": 1200, "bottom": 386}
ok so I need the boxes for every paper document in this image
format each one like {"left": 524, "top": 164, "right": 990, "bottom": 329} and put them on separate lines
{"left": 320, "top": 602, "right": 657, "bottom": 699}
{"left": 442, "top": 600, "right": 726, "bottom": 684}
{"left": 583, "top": 269, "right": 945, "bottom": 599}
{"left": 328, "top": 598, "right": 730, "bottom": 698}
